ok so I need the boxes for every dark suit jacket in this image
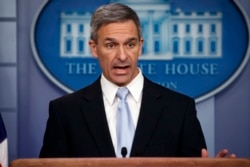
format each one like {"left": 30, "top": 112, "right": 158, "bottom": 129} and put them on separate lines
{"left": 39, "top": 76, "right": 206, "bottom": 158}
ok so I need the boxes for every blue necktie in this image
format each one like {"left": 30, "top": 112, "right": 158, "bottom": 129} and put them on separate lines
{"left": 116, "top": 87, "right": 135, "bottom": 158}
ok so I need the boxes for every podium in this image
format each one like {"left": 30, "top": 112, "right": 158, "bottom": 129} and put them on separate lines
{"left": 10, "top": 158, "right": 250, "bottom": 167}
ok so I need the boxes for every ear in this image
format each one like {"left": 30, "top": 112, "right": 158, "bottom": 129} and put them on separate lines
{"left": 138, "top": 38, "right": 144, "bottom": 57}
{"left": 88, "top": 40, "right": 98, "bottom": 58}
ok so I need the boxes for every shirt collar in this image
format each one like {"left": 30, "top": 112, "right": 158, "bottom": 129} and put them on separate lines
{"left": 101, "top": 68, "right": 144, "bottom": 105}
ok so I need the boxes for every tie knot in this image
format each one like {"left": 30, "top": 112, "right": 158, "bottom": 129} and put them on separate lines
{"left": 116, "top": 87, "right": 129, "bottom": 100}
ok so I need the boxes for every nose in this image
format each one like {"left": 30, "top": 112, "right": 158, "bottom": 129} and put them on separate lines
{"left": 117, "top": 46, "right": 127, "bottom": 61}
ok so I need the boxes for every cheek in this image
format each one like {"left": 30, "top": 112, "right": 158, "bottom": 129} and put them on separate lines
{"left": 98, "top": 56, "right": 112, "bottom": 70}
{"left": 130, "top": 52, "right": 140, "bottom": 63}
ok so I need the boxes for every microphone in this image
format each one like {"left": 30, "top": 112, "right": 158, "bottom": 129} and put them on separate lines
{"left": 121, "top": 147, "right": 127, "bottom": 158}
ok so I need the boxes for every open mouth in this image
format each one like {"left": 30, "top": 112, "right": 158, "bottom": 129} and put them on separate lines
{"left": 114, "top": 65, "right": 129, "bottom": 69}
{"left": 113, "top": 65, "right": 130, "bottom": 74}
{"left": 115, "top": 66, "right": 129, "bottom": 69}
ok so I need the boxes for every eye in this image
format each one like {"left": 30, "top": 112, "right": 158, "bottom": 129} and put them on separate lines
{"left": 127, "top": 42, "right": 136, "bottom": 48}
{"left": 105, "top": 43, "right": 115, "bottom": 49}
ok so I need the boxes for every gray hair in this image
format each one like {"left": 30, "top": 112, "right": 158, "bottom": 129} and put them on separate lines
{"left": 90, "top": 3, "right": 142, "bottom": 43}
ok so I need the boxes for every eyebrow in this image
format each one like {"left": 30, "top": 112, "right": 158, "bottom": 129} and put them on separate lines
{"left": 104, "top": 37, "right": 139, "bottom": 43}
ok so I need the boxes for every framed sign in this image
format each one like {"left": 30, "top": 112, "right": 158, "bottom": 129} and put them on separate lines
{"left": 31, "top": 0, "right": 249, "bottom": 102}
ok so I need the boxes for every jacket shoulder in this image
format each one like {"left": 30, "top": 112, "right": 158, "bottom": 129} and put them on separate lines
{"left": 50, "top": 78, "right": 101, "bottom": 106}
{"left": 144, "top": 77, "right": 194, "bottom": 103}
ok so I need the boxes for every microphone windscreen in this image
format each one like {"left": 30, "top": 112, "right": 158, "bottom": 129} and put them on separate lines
{"left": 121, "top": 147, "right": 127, "bottom": 158}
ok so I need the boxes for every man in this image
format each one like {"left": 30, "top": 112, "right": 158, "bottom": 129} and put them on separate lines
{"left": 40, "top": 3, "right": 234, "bottom": 158}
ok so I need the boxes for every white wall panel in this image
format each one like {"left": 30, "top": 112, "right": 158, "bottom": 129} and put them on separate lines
{"left": 0, "top": 22, "right": 17, "bottom": 63}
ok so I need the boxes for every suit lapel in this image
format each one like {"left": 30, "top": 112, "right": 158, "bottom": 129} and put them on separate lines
{"left": 131, "top": 78, "right": 164, "bottom": 156}
{"left": 81, "top": 79, "right": 116, "bottom": 157}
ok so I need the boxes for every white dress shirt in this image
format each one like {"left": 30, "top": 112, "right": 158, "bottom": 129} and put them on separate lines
{"left": 100, "top": 69, "right": 144, "bottom": 155}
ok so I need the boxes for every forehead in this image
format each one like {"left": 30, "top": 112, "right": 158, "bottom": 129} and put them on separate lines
{"left": 97, "top": 20, "right": 139, "bottom": 40}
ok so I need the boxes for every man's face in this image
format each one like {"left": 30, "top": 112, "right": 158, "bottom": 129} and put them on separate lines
{"left": 89, "top": 20, "right": 143, "bottom": 86}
